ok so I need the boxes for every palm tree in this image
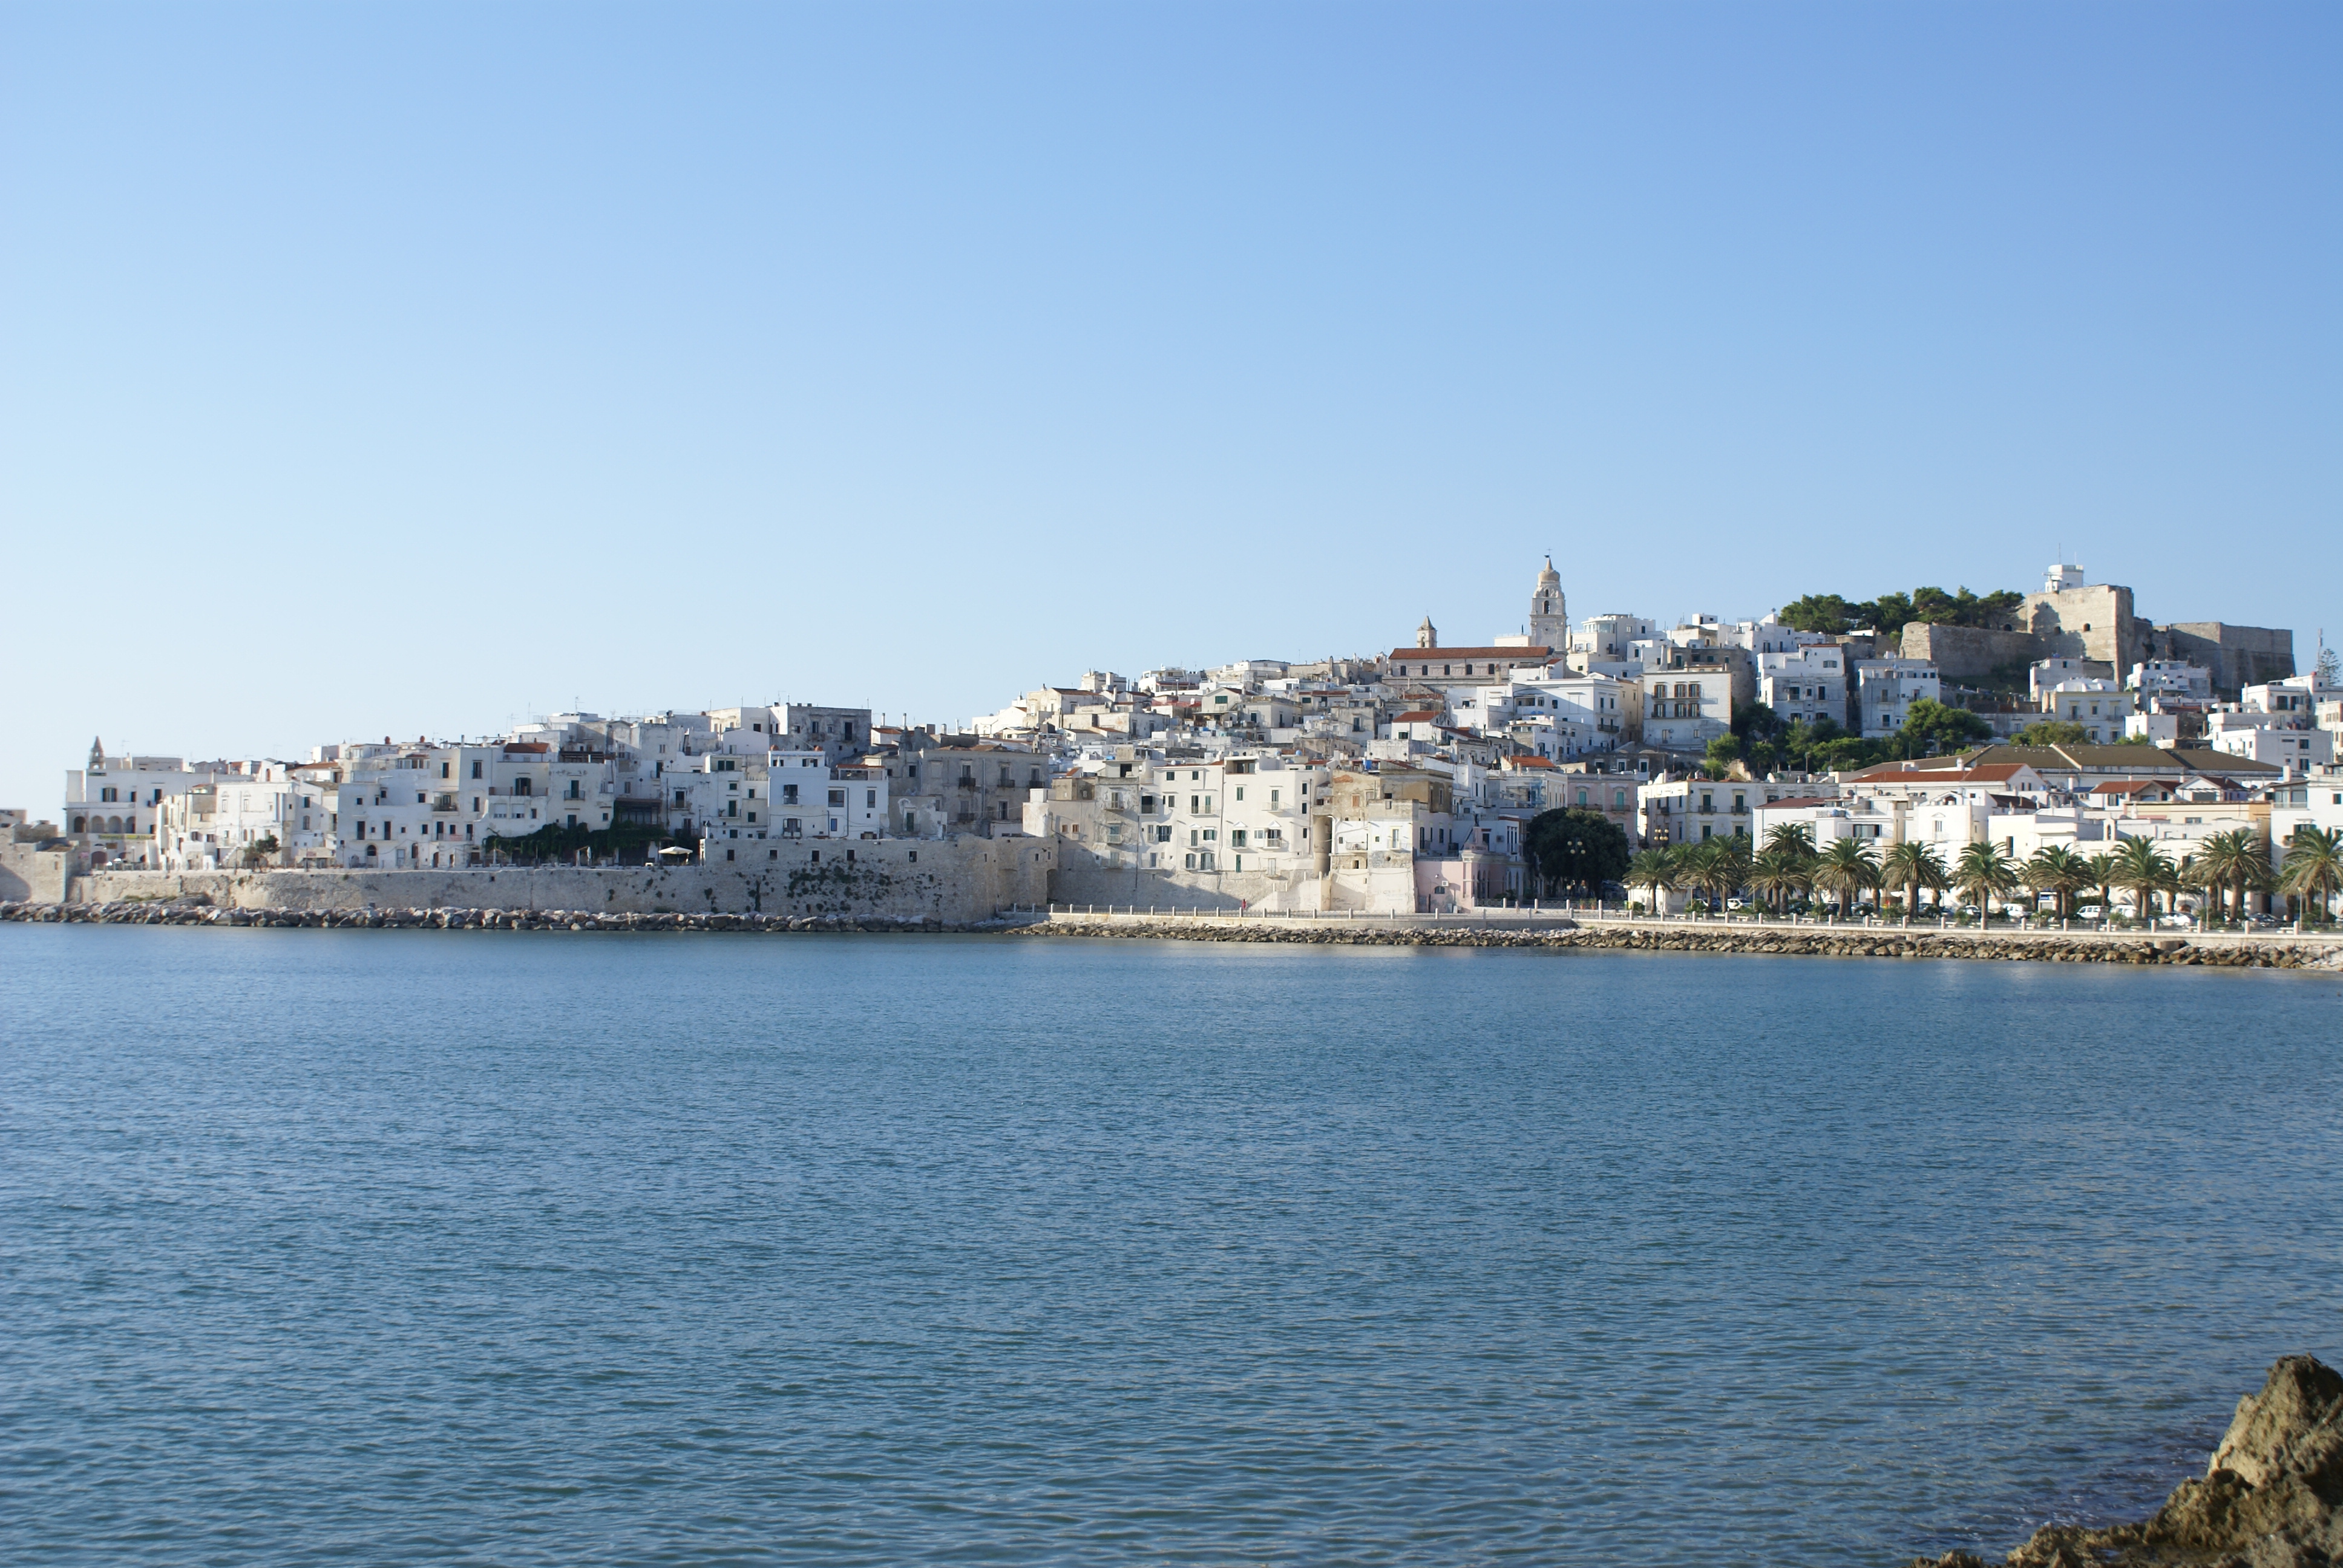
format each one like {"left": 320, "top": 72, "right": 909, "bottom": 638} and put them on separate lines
{"left": 2174, "top": 852, "right": 2214, "bottom": 924}
{"left": 1954, "top": 841, "right": 2017, "bottom": 921}
{"left": 1814, "top": 837, "right": 1880, "bottom": 917}
{"left": 1711, "top": 831, "right": 1754, "bottom": 909}
{"left": 2280, "top": 825, "right": 2343, "bottom": 923}
{"left": 2026, "top": 844, "right": 2092, "bottom": 921}
{"left": 1673, "top": 835, "right": 1748, "bottom": 912}
{"left": 2195, "top": 829, "right": 2269, "bottom": 924}
{"left": 1748, "top": 844, "right": 1810, "bottom": 915}
{"left": 2240, "top": 843, "right": 2277, "bottom": 920}
{"left": 1676, "top": 840, "right": 1722, "bottom": 910}
{"left": 1880, "top": 840, "right": 1947, "bottom": 921}
{"left": 2109, "top": 836, "right": 2175, "bottom": 924}
{"left": 2082, "top": 852, "right": 2117, "bottom": 921}
{"left": 1626, "top": 847, "right": 1679, "bottom": 913}
{"left": 1764, "top": 822, "right": 1815, "bottom": 858}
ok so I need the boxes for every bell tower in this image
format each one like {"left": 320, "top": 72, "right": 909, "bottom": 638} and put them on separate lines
{"left": 1529, "top": 557, "right": 1567, "bottom": 651}
{"left": 1416, "top": 615, "right": 1438, "bottom": 649}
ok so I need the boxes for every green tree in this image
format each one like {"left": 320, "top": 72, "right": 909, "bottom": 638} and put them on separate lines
{"left": 1748, "top": 844, "right": 1810, "bottom": 914}
{"left": 1732, "top": 702, "right": 1784, "bottom": 745}
{"left": 2195, "top": 829, "right": 2269, "bottom": 923}
{"left": 1881, "top": 840, "right": 1949, "bottom": 921}
{"left": 2280, "top": 825, "right": 2343, "bottom": 922}
{"left": 1775, "top": 585, "right": 2024, "bottom": 641}
{"left": 1524, "top": 808, "right": 1631, "bottom": 898}
{"left": 1777, "top": 595, "right": 1859, "bottom": 636}
{"left": 1954, "top": 841, "right": 2017, "bottom": 918}
{"left": 2081, "top": 852, "right": 2117, "bottom": 918}
{"left": 2013, "top": 719, "right": 2091, "bottom": 746}
{"left": 1679, "top": 832, "right": 1753, "bottom": 908}
{"left": 1626, "top": 847, "right": 1680, "bottom": 911}
{"left": 1892, "top": 698, "right": 1994, "bottom": 757}
{"left": 2318, "top": 645, "right": 2341, "bottom": 688}
{"left": 2025, "top": 844, "right": 2091, "bottom": 920}
{"left": 1814, "top": 837, "right": 1880, "bottom": 915}
{"left": 2109, "top": 836, "right": 2175, "bottom": 921}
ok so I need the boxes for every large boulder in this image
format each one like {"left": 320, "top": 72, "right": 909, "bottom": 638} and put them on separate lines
{"left": 1917, "top": 1356, "right": 2343, "bottom": 1567}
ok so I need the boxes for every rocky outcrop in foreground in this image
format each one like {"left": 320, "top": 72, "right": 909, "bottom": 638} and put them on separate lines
{"left": 1918, "top": 1355, "right": 2343, "bottom": 1568}
{"left": 1026, "top": 920, "right": 2343, "bottom": 969}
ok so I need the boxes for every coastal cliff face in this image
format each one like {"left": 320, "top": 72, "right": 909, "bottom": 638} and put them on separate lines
{"left": 1918, "top": 1356, "right": 2343, "bottom": 1568}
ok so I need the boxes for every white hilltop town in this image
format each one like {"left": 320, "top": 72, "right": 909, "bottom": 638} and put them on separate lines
{"left": 8, "top": 557, "right": 2341, "bottom": 919}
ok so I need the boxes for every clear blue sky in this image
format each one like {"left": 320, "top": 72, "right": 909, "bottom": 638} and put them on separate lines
{"left": 3, "top": 3, "right": 2336, "bottom": 808}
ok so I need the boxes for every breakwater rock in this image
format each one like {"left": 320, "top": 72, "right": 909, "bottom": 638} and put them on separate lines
{"left": 1916, "top": 1355, "right": 2343, "bottom": 1568}
{"left": 0, "top": 899, "right": 1018, "bottom": 934}
{"left": 1021, "top": 920, "right": 2343, "bottom": 969}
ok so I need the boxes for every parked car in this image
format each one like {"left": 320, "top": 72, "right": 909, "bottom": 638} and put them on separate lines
{"left": 2158, "top": 913, "right": 2195, "bottom": 929}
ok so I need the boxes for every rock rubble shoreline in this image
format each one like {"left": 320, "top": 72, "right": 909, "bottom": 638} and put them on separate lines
{"left": 0, "top": 900, "right": 1012, "bottom": 933}
{"left": 1916, "top": 1355, "right": 2343, "bottom": 1568}
{"left": 1024, "top": 918, "right": 2343, "bottom": 969}
{"left": 5, "top": 900, "right": 2340, "bottom": 968}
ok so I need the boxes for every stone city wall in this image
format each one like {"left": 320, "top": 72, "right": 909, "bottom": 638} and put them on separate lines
{"left": 68, "top": 835, "right": 1054, "bottom": 922}
{"left": 1045, "top": 862, "right": 1423, "bottom": 914}
{"left": 2149, "top": 621, "right": 2295, "bottom": 694}
{"left": 0, "top": 843, "right": 73, "bottom": 904}
{"left": 1898, "top": 622, "right": 2046, "bottom": 688}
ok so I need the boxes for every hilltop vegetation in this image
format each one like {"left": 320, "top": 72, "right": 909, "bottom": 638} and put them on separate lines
{"left": 1777, "top": 586, "right": 2024, "bottom": 641}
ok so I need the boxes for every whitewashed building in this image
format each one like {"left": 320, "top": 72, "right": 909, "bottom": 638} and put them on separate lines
{"left": 1757, "top": 647, "right": 1850, "bottom": 730}
{"left": 1856, "top": 659, "right": 1942, "bottom": 737}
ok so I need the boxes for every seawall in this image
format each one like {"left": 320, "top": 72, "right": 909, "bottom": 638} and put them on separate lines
{"left": 54, "top": 835, "right": 1054, "bottom": 923}
{"left": 1, "top": 901, "right": 1032, "bottom": 934}
{"left": 1017, "top": 916, "right": 2343, "bottom": 969}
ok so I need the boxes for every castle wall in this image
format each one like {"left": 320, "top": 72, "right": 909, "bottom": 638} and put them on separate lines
{"left": 1898, "top": 624, "right": 2045, "bottom": 689}
{"left": 0, "top": 843, "right": 73, "bottom": 904}
{"left": 2148, "top": 622, "right": 2295, "bottom": 695}
{"left": 2020, "top": 583, "right": 2141, "bottom": 671}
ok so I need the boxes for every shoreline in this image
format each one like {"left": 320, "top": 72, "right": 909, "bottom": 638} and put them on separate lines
{"left": 1915, "top": 1356, "right": 2341, "bottom": 1568}
{"left": 1021, "top": 918, "right": 2343, "bottom": 968}
{"left": 0, "top": 900, "right": 1020, "bottom": 934}
{"left": 8, "top": 898, "right": 2341, "bottom": 969}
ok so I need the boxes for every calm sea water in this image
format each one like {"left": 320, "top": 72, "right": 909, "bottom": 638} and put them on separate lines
{"left": 2, "top": 927, "right": 2338, "bottom": 1566}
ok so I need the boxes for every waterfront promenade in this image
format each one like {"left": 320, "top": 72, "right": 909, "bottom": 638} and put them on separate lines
{"left": 1023, "top": 900, "right": 2343, "bottom": 947}
{"left": 1018, "top": 903, "right": 2343, "bottom": 967}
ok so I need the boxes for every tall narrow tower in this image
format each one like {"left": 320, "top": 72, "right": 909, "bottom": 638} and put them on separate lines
{"left": 1416, "top": 615, "right": 1438, "bottom": 649}
{"left": 1528, "top": 557, "right": 1567, "bottom": 651}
